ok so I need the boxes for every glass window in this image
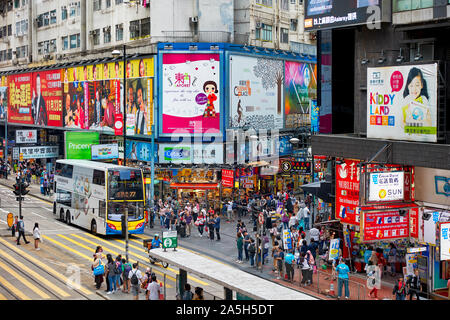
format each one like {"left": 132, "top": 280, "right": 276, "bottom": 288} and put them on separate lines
{"left": 129, "top": 20, "right": 140, "bottom": 39}
{"left": 115, "top": 24, "right": 123, "bottom": 41}
{"left": 62, "top": 6, "right": 67, "bottom": 20}
{"left": 62, "top": 36, "right": 68, "bottom": 50}
{"left": 70, "top": 34, "right": 80, "bottom": 49}
{"left": 107, "top": 201, "right": 144, "bottom": 221}
{"left": 106, "top": 0, "right": 111, "bottom": 8}
{"left": 99, "top": 200, "right": 106, "bottom": 218}
{"left": 94, "top": 0, "right": 102, "bottom": 11}
{"left": 56, "top": 163, "right": 73, "bottom": 178}
{"left": 50, "top": 10, "right": 57, "bottom": 24}
{"left": 56, "top": 189, "right": 72, "bottom": 206}
{"left": 140, "top": 18, "right": 150, "bottom": 37}
{"left": 107, "top": 169, "right": 143, "bottom": 201}
{"left": 262, "top": 24, "right": 272, "bottom": 41}
{"left": 93, "top": 29, "right": 100, "bottom": 45}
{"left": 93, "top": 170, "right": 105, "bottom": 186}
{"left": 393, "top": 0, "right": 434, "bottom": 12}
{"left": 281, "top": 27, "right": 289, "bottom": 43}
{"left": 103, "top": 27, "right": 111, "bottom": 43}
{"left": 115, "top": 0, "right": 123, "bottom": 4}
{"left": 281, "top": 0, "right": 289, "bottom": 10}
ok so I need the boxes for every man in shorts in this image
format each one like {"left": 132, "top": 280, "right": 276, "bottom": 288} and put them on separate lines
{"left": 128, "top": 262, "right": 143, "bottom": 300}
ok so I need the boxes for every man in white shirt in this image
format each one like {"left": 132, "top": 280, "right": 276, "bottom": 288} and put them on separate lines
{"left": 303, "top": 205, "right": 311, "bottom": 231}
{"left": 147, "top": 274, "right": 161, "bottom": 300}
{"left": 309, "top": 226, "right": 320, "bottom": 242}
{"left": 128, "top": 263, "right": 143, "bottom": 300}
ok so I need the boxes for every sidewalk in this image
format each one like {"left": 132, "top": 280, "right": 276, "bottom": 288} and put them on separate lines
{"left": 0, "top": 175, "right": 52, "bottom": 203}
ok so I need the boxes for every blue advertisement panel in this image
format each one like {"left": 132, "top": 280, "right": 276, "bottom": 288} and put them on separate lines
{"left": 278, "top": 135, "right": 294, "bottom": 157}
{"left": 311, "top": 99, "right": 319, "bottom": 133}
{"left": 125, "top": 139, "right": 157, "bottom": 163}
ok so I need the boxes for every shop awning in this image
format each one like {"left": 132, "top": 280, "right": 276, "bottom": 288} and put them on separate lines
{"left": 300, "top": 181, "right": 333, "bottom": 203}
{"left": 169, "top": 183, "right": 218, "bottom": 190}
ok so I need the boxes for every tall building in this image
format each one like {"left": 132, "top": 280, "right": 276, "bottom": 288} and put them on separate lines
{"left": 0, "top": 0, "right": 315, "bottom": 70}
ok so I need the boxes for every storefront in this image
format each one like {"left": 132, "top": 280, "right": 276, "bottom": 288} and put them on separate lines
{"left": 414, "top": 167, "right": 450, "bottom": 299}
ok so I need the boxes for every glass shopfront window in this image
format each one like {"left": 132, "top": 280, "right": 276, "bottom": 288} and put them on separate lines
{"left": 393, "top": 0, "right": 434, "bottom": 12}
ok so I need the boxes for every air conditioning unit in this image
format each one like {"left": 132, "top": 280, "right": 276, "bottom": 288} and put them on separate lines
{"left": 190, "top": 16, "right": 198, "bottom": 23}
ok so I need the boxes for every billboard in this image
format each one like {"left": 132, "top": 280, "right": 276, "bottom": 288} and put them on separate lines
{"left": 362, "top": 210, "right": 410, "bottom": 242}
{"left": 229, "top": 55, "right": 284, "bottom": 130}
{"left": 65, "top": 131, "right": 100, "bottom": 160}
{"left": 20, "top": 146, "right": 59, "bottom": 159}
{"left": 161, "top": 53, "right": 221, "bottom": 135}
{"left": 159, "top": 143, "right": 223, "bottom": 164}
{"left": 8, "top": 73, "right": 33, "bottom": 124}
{"left": 125, "top": 139, "right": 157, "bottom": 163}
{"left": 368, "top": 171, "right": 404, "bottom": 202}
{"left": 304, "top": 0, "right": 383, "bottom": 30}
{"left": 125, "top": 78, "right": 153, "bottom": 136}
{"left": 16, "top": 129, "right": 37, "bottom": 144}
{"left": 367, "top": 64, "right": 438, "bottom": 143}
{"left": 0, "top": 87, "right": 7, "bottom": 120}
{"left": 222, "top": 169, "right": 234, "bottom": 188}
{"left": 91, "top": 144, "right": 119, "bottom": 160}
{"left": 284, "top": 61, "right": 317, "bottom": 128}
{"left": 336, "top": 159, "right": 361, "bottom": 226}
{"left": 31, "top": 70, "right": 63, "bottom": 127}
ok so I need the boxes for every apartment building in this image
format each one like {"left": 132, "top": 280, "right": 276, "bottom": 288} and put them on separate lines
{"left": 0, "top": 0, "right": 316, "bottom": 70}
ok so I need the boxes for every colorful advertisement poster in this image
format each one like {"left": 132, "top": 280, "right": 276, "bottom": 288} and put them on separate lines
{"left": 0, "top": 86, "right": 7, "bottom": 120}
{"left": 440, "top": 222, "right": 450, "bottom": 261}
{"left": 336, "top": 159, "right": 361, "bottom": 226}
{"left": 31, "top": 70, "right": 63, "bottom": 127}
{"left": 230, "top": 55, "right": 284, "bottom": 129}
{"left": 329, "top": 238, "right": 340, "bottom": 261}
{"left": 91, "top": 144, "right": 119, "bottom": 160}
{"left": 125, "top": 78, "right": 153, "bottom": 135}
{"left": 162, "top": 53, "right": 221, "bottom": 135}
{"left": 367, "top": 64, "right": 438, "bottom": 142}
{"left": 222, "top": 169, "right": 234, "bottom": 188}
{"left": 284, "top": 61, "right": 317, "bottom": 128}
{"left": 65, "top": 131, "right": 100, "bottom": 160}
{"left": 125, "top": 139, "right": 157, "bottom": 163}
{"left": 158, "top": 143, "right": 224, "bottom": 164}
{"left": 62, "top": 82, "right": 90, "bottom": 129}
{"left": 368, "top": 171, "right": 404, "bottom": 202}
{"left": 362, "top": 210, "right": 410, "bottom": 242}
{"left": 8, "top": 73, "right": 32, "bottom": 124}
{"left": 86, "top": 80, "right": 121, "bottom": 133}
{"left": 310, "top": 99, "right": 319, "bottom": 133}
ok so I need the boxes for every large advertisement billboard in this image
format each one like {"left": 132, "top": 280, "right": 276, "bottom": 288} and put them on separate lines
{"left": 65, "top": 131, "right": 100, "bottom": 160}
{"left": 229, "top": 55, "right": 284, "bottom": 130}
{"left": 304, "top": 0, "right": 384, "bottom": 30}
{"left": 8, "top": 73, "right": 33, "bottom": 124}
{"left": 284, "top": 61, "right": 317, "bottom": 128}
{"left": 336, "top": 159, "right": 361, "bottom": 226}
{"left": 161, "top": 53, "right": 221, "bottom": 135}
{"left": 367, "top": 64, "right": 438, "bottom": 143}
{"left": 361, "top": 209, "right": 410, "bottom": 242}
{"left": 0, "top": 86, "right": 7, "bottom": 120}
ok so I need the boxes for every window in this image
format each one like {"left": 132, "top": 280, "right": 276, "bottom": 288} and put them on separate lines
{"left": 56, "top": 189, "right": 72, "bottom": 207}
{"left": 7, "top": 24, "right": 12, "bottom": 36}
{"left": 103, "top": 26, "right": 111, "bottom": 43}
{"left": 259, "top": 23, "right": 272, "bottom": 41}
{"left": 61, "top": 6, "right": 67, "bottom": 20}
{"left": 393, "top": 0, "right": 433, "bottom": 12}
{"left": 93, "top": 170, "right": 105, "bottom": 186}
{"left": 290, "top": 19, "right": 298, "bottom": 31}
{"left": 140, "top": 18, "right": 150, "bottom": 37}
{"left": 43, "top": 12, "right": 50, "bottom": 26}
{"left": 106, "top": 0, "right": 111, "bottom": 8}
{"left": 129, "top": 18, "right": 150, "bottom": 40}
{"left": 93, "top": 29, "right": 100, "bottom": 45}
{"left": 281, "top": 0, "right": 289, "bottom": 10}
{"left": 115, "top": 23, "right": 123, "bottom": 41}
{"left": 14, "top": 0, "right": 19, "bottom": 9}
{"left": 281, "top": 27, "right": 289, "bottom": 43}
{"left": 15, "top": 20, "right": 28, "bottom": 36}
{"left": 69, "top": 2, "right": 80, "bottom": 17}
{"left": 99, "top": 200, "right": 106, "bottom": 218}
{"left": 7, "top": 49, "right": 12, "bottom": 60}
{"left": 290, "top": 0, "right": 296, "bottom": 4}
{"left": 50, "top": 10, "right": 57, "bottom": 24}
{"left": 93, "top": 0, "right": 102, "bottom": 11}
{"left": 55, "top": 163, "right": 73, "bottom": 178}
{"left": 129, "top": 20, "right": 140, "bottom": 39}
{"left": 62, "top": 36, "right": 68, "bottom": 50}
{"left": 70, "top": 34, "right": 80, "bottom": 49}
{"left": 115, "top": 0, "right": 123, "bottom": 4}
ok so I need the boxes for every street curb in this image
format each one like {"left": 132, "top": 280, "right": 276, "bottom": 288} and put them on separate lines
{"left": 96, "top": 290, "right": 111, "bottom": 300}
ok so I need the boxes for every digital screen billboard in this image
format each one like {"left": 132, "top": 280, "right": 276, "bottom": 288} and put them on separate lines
{"left": 304, "top": 0, "right": 383, "bottom": 30}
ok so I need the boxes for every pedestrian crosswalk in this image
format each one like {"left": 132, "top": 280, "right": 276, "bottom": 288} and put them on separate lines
{"left": 0, "top": 230, "right": 214, "bottom": 300}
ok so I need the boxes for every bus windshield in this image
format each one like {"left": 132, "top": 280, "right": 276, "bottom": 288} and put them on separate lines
{"left": 107, "top": 201, "right": 144, "bottom": 222}
{"left": 107, "top": 169, "right": 143, "bottom": 201}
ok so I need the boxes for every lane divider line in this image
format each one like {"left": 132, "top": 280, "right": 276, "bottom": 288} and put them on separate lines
{"left": 0, "top": 274, "right": 31, "bottom": 300}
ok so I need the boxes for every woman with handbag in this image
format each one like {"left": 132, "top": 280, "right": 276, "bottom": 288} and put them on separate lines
{"left": 195, "top": 210, "right": 205, "bottom": 237}
{"left": 92, "top": 252, "right": 105, "bottom": 290}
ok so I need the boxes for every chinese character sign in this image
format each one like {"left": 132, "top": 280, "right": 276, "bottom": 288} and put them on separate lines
{"left": 8, "top": 73, "right": 33, "bottom": 124}
{"left": 367, "top": 64, "right": 438, "bottom": 142}
{"left": 31, "top": 70, "right": 63, "bottom": 127}
{"left": 336, "top": 159, "right": 361, "bottom": 226}
{"left": 440, "top": 222, "right": 450, "bottom": 261}
{"left": 362, "top": 210, "right": 410, "bottom": 242}
{"left": 162, "top": 53, "right": 221, "bottom": 135}
{"left": 368, "top": 171, "right": 404, "bottom": 202}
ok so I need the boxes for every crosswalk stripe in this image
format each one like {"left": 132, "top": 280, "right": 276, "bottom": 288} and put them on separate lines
{"left": 0, "top": 238, "right": 93, "bottom": 296}
{"left": 41, "top": 235, "right": 92, "bottom": 261}
{"left": 0, "top": 249, "right": 70, "bottom": 298}
{"left": 0, "top": 260, "right": 51, "bottom": 299}
{"left": 0, "top": 274, "right": 31, "bottom": 300}
{"left": 0, "top": 293, "right": 7, "bottom": 300}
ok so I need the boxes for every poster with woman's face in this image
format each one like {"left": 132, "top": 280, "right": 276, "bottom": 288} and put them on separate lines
{"left": 367, "top": 64, "right": 437, "bottom": 143}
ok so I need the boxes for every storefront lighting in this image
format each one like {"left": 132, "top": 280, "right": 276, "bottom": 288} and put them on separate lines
{"left": 189, "top": 45, "right": 198, "bottom": 51}
{"left": 396, "top": 48, "right": 404, "bottom": 63}
{"left": 377, "top": 50, "right": 386, "bottom": 64}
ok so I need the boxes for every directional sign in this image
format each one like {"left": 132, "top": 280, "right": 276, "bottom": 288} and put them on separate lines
{"left": 162, "top": 231, "right": 178, "bottom": 249}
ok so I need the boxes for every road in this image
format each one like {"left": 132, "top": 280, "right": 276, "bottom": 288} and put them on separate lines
{"left": 0, "top": 184, "right": 225, "bottom": 300}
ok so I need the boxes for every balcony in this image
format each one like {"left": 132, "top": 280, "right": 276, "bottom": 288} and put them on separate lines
{"left": 156, "top": 31, "right": 231, "bottom": 43}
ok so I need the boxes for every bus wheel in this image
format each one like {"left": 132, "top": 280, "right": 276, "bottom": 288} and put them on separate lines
{"left": 91, "top": 220, "right": 97, "bottom": 235}
{"left": 66, "top": 211, "right": 71, "bottom": 225}
{"left": 60, "top": 209, "right": 65, "bottom": 221}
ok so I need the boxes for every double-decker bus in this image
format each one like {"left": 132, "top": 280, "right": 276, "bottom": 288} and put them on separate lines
{"left": 53, "top": 159, "right": 146, "bottom": 235}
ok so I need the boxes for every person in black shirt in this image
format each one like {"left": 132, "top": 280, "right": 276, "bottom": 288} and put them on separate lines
{"left": 407, "top": 269, "right": 422, "bottom": 300}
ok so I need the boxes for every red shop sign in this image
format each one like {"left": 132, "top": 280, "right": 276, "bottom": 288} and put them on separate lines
{"left": 335, "top": 159, "right": 361, "bottom": 226}
{"left": 222, "top": 169, "right": 234, "bottom": 188}
{"left": 361, "top": 209, "right": 410, "bottom": 242}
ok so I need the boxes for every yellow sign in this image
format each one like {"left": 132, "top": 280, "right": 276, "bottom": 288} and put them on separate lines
{"left": 19, "top": 153, "right": 23, "bottom": 161}
{"left": 7, "top": 213, "right": 13, "bottom": 228}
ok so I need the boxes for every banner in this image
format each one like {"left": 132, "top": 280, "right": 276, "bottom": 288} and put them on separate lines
{"left": 329, "top": 238, "right": 340, "bottom": 261}
{"left": 0, "top": 87, "right": 6, "bottom": 120}
{"left": 310, "top": 99, "right": 319, "bottom": 133}
{"left": 91, "top": 144, "right": 119, "bottom": 160}
{"left": 336, "top": 159, "right": 361, "bottom": 226}
{"left": 222, "top": 169, "right": 234, "bottom": 188}
{"left": 16, "top": 129, "right": 37, "bottom": 144}
{"left": 8, "top": 73, "right": 32, "bottom": 124}
{"left": 362, "top": 210, "right": 410, "bottom": 242}
{"left": 162, "top": 53, "right": 221, "bottom": 135}
{"left": 125, "top": 78, "right": 153, "bottom": 135}
{"left": 284, "top": 61, "right": 317, "bottom": 128}
{"left": 368, "top": 171, "right": 404, "bottom": 202}
{"left": 440, "top": 222, "right": 450, "bottom": 261}
{"left": 159, "top": 143, "right": 223, "bottom": 164}
{"left": 367, "top": 64, "right": 438, "bottom": 142}
{"left": 31, "top": 70, "right": 63, "bottom": 127}
{"left": 65, "top": 131, "right": 100, "bottom": 159}
{"left": 230, "top": 55, "right": 284, "bottom": 129}
{"left": 19, "top": 146, "right": 59, "bottom": 159}
{"left": 125, "top": 139, "right": 157, "bottom": 163}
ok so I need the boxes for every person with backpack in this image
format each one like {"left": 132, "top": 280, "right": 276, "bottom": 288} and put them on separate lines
{"left": 392, "top": 276, "right": 407, "bottom": 300}
{"left": 16, "top": 216, "right": 30, "bottom": 245}
{"left": 129, "top": 262, "right": 143, "bottom": 300}
{"left": 121, "top": 258, "right": 132, "bottom": 293}
{"left": 106, "top": 254, "right": 118, "bottom": 294}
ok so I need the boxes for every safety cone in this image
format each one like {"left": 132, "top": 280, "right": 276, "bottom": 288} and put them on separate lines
{"left": 159, "top": 282, "right": 164, "bottom": 300}
{"left": 329, "top": 280, "right": 335, "bottom": 296}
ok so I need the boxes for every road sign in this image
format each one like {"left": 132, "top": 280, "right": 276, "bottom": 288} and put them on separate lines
{"left": 162, "top": 231, "right": 178, "bottom": 250}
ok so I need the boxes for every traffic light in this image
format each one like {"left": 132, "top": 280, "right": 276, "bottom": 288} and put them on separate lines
{"left": 13, "top": 182, "right": 29, "bottom": 200}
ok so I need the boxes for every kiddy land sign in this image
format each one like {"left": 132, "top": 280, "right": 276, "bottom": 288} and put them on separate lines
{"left": 367, "top": 64, "right": 438, "bottom": 143}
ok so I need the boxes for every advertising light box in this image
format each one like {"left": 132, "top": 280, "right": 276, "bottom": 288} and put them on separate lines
{"left": 368, "top": 171, "right": 404, "bottom": 202}
{"left": 367, "top": 64, "right": 438, "bottom": 142}
{"left": 91, "top": 144, "right": 119, "bottom": 160}
{"left": 440, "top": 222, "right": 450, "bottom": 261}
